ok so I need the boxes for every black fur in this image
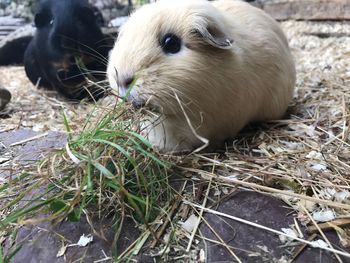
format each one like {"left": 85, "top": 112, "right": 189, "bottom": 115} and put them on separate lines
{"left": 24, "top": 0, "right": 110, "bottom": 100}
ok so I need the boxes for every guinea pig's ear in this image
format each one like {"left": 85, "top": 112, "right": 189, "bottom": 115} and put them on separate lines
{"left": 193, "top": 18, "right": 233, "bottom": 49}
{"left": 76, "top": 7, "right": 95, "bottom": 23}
{"left": 76, "top": 6, "right": 104, "bottom": 26}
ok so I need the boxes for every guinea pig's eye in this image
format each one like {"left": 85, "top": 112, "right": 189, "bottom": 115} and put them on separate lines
{"left": 34, "top": 12, "right": 53, "bottom": 28}
{"left": 161, "top": 33, "right": 182, "bottom": 54}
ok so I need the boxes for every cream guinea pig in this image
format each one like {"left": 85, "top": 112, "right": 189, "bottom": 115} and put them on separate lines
{"left": 107, "top": 0, "right": 296, "bottom": 153}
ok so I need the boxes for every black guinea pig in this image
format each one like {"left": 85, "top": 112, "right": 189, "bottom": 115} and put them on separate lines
{"left": 24, "top": 0, "right": 110, "bottom": 101}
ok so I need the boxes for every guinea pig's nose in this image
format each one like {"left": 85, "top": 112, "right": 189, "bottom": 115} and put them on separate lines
{"left": 124, "top": 76, "right": 134, "bottom": 88}
{"left": 60, "top": 38, "right": 75, "bottom": 50}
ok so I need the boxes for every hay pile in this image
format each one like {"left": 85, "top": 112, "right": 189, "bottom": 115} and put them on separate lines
{"left": 0, "top": 66, "right": 111, "bottom": 132}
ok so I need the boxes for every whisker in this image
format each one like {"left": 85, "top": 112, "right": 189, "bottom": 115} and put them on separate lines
{"left": 96, "top": 35, "right": 117, "bottom": 45}
{"left": 56, "top": 72, "right": 100, "bottom": 82}
{"left": 59, "top": 34, "right": 109, "bottom": 65}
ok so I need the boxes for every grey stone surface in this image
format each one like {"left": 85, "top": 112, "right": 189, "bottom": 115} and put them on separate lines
{"left": 201, "top": 191, "right": 348, "bottom": 262}
{"left": 13, "top": 214, "right": 140, "bottom": 263}
{"left": 0, "top": 129, "right": 67, "bottom": 178}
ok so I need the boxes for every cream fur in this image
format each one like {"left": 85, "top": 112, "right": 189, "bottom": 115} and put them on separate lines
{"left": 107, "top": 0, "right": 296, "bottom": 152}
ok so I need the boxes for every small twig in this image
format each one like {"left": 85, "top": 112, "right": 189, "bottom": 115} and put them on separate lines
{"left": 9, "top": 132, "right": 49, "bottom": 146}
{"left": 116, "top": 231, "right": 150, "bottom": 261}
{"left": 186, "top": 178, "right": 212, "bottom": 252}
{"left": 83, "top": 209, "right": 106, "bottom": 241}
{"left": 294, "top": 218, "right": 304, "bottom": 239}
{"left": 173, "top": 92, "right": 209, "bottom": 153}
{"left": 209, "top": 174, "right": 255, "bottom": 209}
{"left": 180, "top": 201, "right": 191, "bottom": 220}
{"left": 150, "top": 180, "right": 187, "bottom": 248}
{"left": 150, "top": 196, "right": 182, "bottom": 248}
{"left": 317, "top": 127, "right": 350, "bottom": 148}
{"left": 209, "top": 187, "right": 239, "bottom": 209}
{"left": 194, "top": 183, "right": 205, "bottom": 203}
{"left": 196, "top": 211, "right": 242, "bottom": 262}
{"left": 308, "top": 218, "right": 350, "bottom": 234}
{"left": 180, "top": 181, "right": 206, "bottom": 220}
{"left": 199, "top": 234, "right": 255, "bottom": 254}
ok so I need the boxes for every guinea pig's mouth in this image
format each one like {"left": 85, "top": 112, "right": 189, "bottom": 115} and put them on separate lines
{"left": 54, "top": 53, "right": 103, "bottom": 83}
{"left": 129, "top": 97, "right": 162, "bottom": 114}
{"left": 120, "top": 93, "right": 163, "bottom": 115}
{"left": 119, "top": 87, "right": 162, "bottom": 114}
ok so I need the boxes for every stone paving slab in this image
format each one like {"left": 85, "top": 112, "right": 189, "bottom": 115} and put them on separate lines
{"left": 13, "top": 213, "right": 143, "bottom": 263}
{"left": 0, "top": 129, "right": 67, "bottom": 178}
{"left": 201, "top": 191, "right": 347, "bottom": 263}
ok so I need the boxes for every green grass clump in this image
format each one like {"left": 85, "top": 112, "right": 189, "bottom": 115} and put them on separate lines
{"left": 0, "top": 102, "right": 173, "bottom": 260}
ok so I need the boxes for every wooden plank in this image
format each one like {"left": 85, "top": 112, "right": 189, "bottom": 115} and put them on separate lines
{"left": 0, "top": 16, "right": 26, "bottom": 26}
{"left": 262, "top": 0, "right": 350, "bottom": 21}
{"left": 0, "top": 26, "right": 23, "bottom": 31}
{"left": 0, "top": 16, "right": 27, "bottom": 41}
{"left": 0, "top": 24, "right": 34, "bottom": 64}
